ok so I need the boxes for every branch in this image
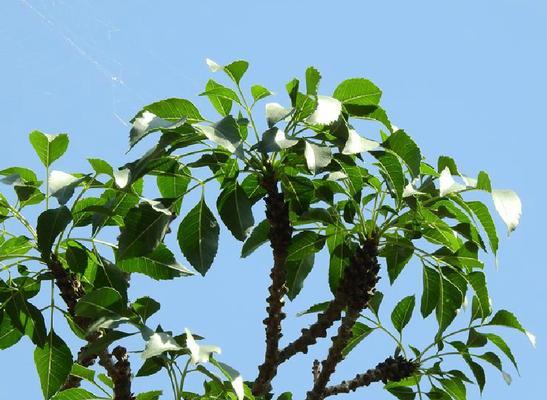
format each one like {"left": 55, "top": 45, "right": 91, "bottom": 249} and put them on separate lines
{"left": 99, "top": 347, "right": 135, "bottom": 400}
{"left": 252, "top": 166, "right": 293, "bottom": 396}
{"left": 306, "top": 238, "right": 380, "bottom": 400}
{"left": 278, "top": 299, "right": 345, "bottom": 362}
{"left": 48, "top": 255, "right": 135, "bottom": 399}
{"left": 306, "top": 307, "right": 361, "bottom": 400}
{"left": 323, "top": 356, "right": 418, "bottom": 397}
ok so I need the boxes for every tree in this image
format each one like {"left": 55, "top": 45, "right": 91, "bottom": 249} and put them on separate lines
{"left": 0, "top": 59, "right": 532, "bottom": 400}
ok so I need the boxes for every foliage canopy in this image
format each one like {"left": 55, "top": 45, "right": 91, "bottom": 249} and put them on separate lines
{"left": 0, "top": 59, "right": 531, "bottom": 400}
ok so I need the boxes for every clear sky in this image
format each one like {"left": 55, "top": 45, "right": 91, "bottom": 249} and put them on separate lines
{"left": 1, "top": 1, "right": 545, "bottom": 399}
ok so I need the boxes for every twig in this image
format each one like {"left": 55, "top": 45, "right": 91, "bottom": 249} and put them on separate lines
{"left": 323, "top": 356, "right": 418, "bottom": 397}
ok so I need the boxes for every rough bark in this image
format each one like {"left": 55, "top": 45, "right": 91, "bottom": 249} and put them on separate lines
{"left": 252, "top": 167, "right": 293, "bottom": 396}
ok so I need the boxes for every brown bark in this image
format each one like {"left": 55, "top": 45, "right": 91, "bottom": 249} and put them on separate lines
{"left": 252, "top": 167, "right": 293, "bottom": 396}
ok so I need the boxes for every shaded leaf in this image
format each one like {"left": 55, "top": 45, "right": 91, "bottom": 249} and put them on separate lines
{"left": 34, "top": 332, "right": 73, "bottom": 399}
{"left": 177, "top": 197, "right": 219, "bottom": 275}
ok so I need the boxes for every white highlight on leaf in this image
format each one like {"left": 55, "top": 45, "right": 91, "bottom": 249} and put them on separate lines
{"left": 232, "top": 375, "right": 244, "bottom": 400}
{"left": 141, "top": 332, "right": 182, "bottom": 360}
{"left": 265, "top": 103, "right": 292, "bottom": 127}
{"left": 502, "top": 371, "right": 512, "bottom": 385}
{"left": 130, "top": 111, "right": 186, "bottom": 146}
{"left": 49, "top": 170, "right": 79, "bottom": 195}
{"left": 461, "top": 175, "right": 477, "bottom": 188}
{"left": 45, "top": 133, "right": 61, "bottom": 142}
{"left": 306, "top": 96, "right": 342, "bottom": 125}
{"left": 304, "top": 141, "right": 332, "bottom": 174}
{"left": 492, "top": 189, "right": 522, "bottom": 234}
{"left": 326, "top": 171, "right": 347, "bottom": 181}
{"left": 525, "top": 330, "right": 537, "bottom": 348}
{"left": 143, "top": 198, "right": 172, "bottom": 215}
{"left": 439, "top": 167, "right": 466, "bottom": 197}
{"left": 342, "top": 129, "right": 380, "bottom": 155}
{"left": 206, "top": 58, "right": 222, "bottom": 72}
{"left": 403, "top": 180, "right": 424, "bottom": 198}
{"left": 217, "top": 362, "right": 244, "bottom": 400}
{"left": 185, "top": 328, "right": 221, "bottom": 364}
{"left": 114, "top": 168, "right": 130, "bottom": 188}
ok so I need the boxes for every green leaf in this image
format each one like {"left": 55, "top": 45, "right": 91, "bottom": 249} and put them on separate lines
{"left": 438, "top": 378, "right": 466, "bottom": 400}
{"left": 132, "top": 297, "right": 161, "bottom": 323}
{"left": 286, "top": 254, "right": 315, "bottom": 300}
{"left": 223, "top": 60, "right": 249, "bottom": 84}
{"left": 34, "top": 331, "right": 73, "bottom": 399}
{"left": 196, "top": 116, "right": 242, "bottom": 153}
{"left": 326, "top": 225, "right": 351, "bottom": 293}
{"left": 391, "top": 295, "right": 415, "bottom": 333}
{"left": 304, "top": 141, "right": 332, "bottom": 174}
{"left": 200, "top": 84, "right": 241, "bottom": 105}
{"left": 286, "top": 232, "right": 325, "bottom": 261}
{"left": 371, "top": 151, "right": 405, "bottom": 201}
{"left": 255, "top": 128, "right": 298, "bottom": 153}
{"left": 487, "top": 310, "right": 525, "bottom": 333}
{"left": 70, "top": 363, "right": 96, "bottom": 383}
{"left": 281, "top": 175, "right": 315, "bottom": 214}
{"left": 177, "top": 197, "right": 219, "bottom": 275}
{"left": 297, "top": 301, "right": 330, "bottom": 317}
{"left": 203, "top": 79, "right": 233, "bottom": 115}
{"left": 156, "top": 164, "right": 190, "bottom": 200}
{"left": 333, "top": 78, "right": 382, "bottom": 106}
{"left": 130, "top": 112, "right": 186, "bottom": 149}
{"left": 466, "top": 201, "right": 499, "bottom": 255}
{"left": 0, "top": 235, "right": 33, "bottom": 259}
{"left": 48, "top": 170, "right": 84, "bottom": 205}
{"left": 217, "top": 182, "right": 254, "bottom": 241}
{"left": 436, "top": 275, "right": 464, "bottom": 334}
{"left": 0, "top": 313, "right": 23, "bottom": 349}
{"left": 484, "top": 333, "right": 519, "bottom": 371}
{"left": 343, "top": 322, "right": 374, "bottom": 356}
{"left": 37, "top": 206, "right": 72, "bottom": 255}
{"left": 118, "top": 202, "right": 173, "bottom": 260}
{"left": 28, "top": 131, "right": 69, "bottom": 167}
{"left": 50, "top": 388, "right": 104, "bottom": 400}
{"left": 368, "top": 291, "right": 384, "bottom": 317}
{"left": 5, "top": 292, "right": 47, "bottom": 346}
{"left": 305, "top": 66, "right": 321, "bottom": 96}
{"left": 136, "top": 391, "right": 163, "bottom": 400}
{"left": 142, "top": 98, "right": 203, "bottom": 123}
{"left": 74, "top": 287, "right": 124, "bottom": 318}
{"left": 251, "top": 85, "right": 273, "bottom": 102}
{"left": 463, "top": 357, "right": 486, "bottom": 393}
{"left": 382, "top": 236, "right": 414, "bottom": 284}
{"left": 87, "top": 158, "right": 113, "bottom": 176}
{"left": 241, "top": 220, "right": 270, "bottom": 258}
{"left": 241, "top": 174, "right": 267, "bottom": 205}
{"left": 386, "top": 386, "right": 415, "bottom": 400}
{"left": 467, "top": 271, "right": 491, "bottom": 319}
{"left": 118, "top": 244, "right": 193, "bottom": 280}
{"left": 383, "top": 130, "right": 422, "bottom": 177}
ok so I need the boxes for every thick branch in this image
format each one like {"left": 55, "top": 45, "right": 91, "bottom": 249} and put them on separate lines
{"left": 48, "top": 255, "right": 134, "bottom": 399}
{"left": 323, "top": 356, "right": 418, "bottom": 397}
{"left": 252, "top": 168, "right": 293, "bottom": 396}
{"left": 306, "top": 238, "right": 380, "bottom": 400}
{"left": 306, "top": 307, "right": 361, "bottom": 400}
{"left": 279, "top": 298, "right": 345, "bottom": 362}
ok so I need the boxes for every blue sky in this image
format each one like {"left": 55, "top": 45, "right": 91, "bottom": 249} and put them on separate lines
{"left": 1, "top": 1, "right": 545, "bottom": 399}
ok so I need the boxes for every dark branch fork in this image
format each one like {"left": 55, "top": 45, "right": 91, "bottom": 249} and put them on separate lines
{"left": 252, "top": 164, "right": 294, "bottom": 396}
{"left": 306, "top": 238, "right": 381, "bottom": 400}
{"left": 47, "top": 254, "right": 135, "bottom": 400}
